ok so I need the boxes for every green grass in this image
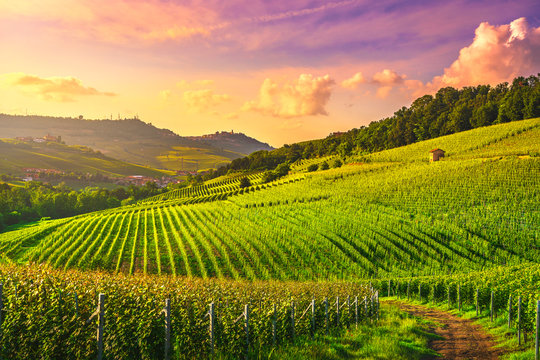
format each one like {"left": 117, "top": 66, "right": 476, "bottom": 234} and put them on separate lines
{"left": 234, "top": 303, "right": 439, "bottom": 360}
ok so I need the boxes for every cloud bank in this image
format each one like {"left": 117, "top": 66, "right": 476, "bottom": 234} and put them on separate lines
{"left": 342, "top": 18, "right": 540, "bottom": 99}
{"left": 242, "top": 74, "right": 335, "bottom": 118}
{"left": 1, "top": 73, "right": 116, "bottom": 102}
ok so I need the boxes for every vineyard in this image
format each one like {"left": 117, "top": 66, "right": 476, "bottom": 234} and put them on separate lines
{"left": 359, "top": 117, "right": 540, "bottom": 162}
{"left": 0, "top": 264, "right": 374, "bottom": 359}
{"left": 376, "top": 263, "right": 540, "bottom": 347}
{"left": 0, "top": 118, "right": 538, "bottom": 279}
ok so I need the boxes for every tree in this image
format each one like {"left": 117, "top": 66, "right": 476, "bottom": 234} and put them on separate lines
{"left": 307, "top": 164, "right": 318, "bottom": 172}
{"left": 320, "top": 162, "right": 329, "bottom": 170}
{"left": 333, "top": 159, "right": 343, "bottom": 168}
{"left": 274, "top": 163, "right": 290, "bottom": 177}
{"left": 239, "top": 177, "right": 251, "bottom": 188}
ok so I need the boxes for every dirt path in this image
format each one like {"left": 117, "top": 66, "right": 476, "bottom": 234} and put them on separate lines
{"left": 386, "top": 300, "right": 504, "bottom": 360}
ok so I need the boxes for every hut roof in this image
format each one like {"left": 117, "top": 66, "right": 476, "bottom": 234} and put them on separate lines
{"left": 429, "top": 148, "right": 445, "bottom": 153}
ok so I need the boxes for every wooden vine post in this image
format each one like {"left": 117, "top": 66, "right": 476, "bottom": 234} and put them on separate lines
{"left": 388, "top": 280, "right": 391, "bottom": 298}
{"left": 311, "top": 299, "right": 315, "bottom": 338}
{"left": 354, "top": 296, "right": 358, "bottom": 329}
{"left": 325, "top": 297, "right": 329, "bottom": 335}
{"left": 209, "top": 302, "right": 215, "bottom": 356}
{"left": 407, "top": 280, "right": 410, "bottom": 301}
{"left": 272, "top": 303, "right": 277, "bottom": 347}
{"left": 458, "top": 285, "right": 461, "bottom": 311}
{"left": 418, "top": 284, "right": 421, "bottom": 302}
{"left": 86, "top": 293, "right": 105, "bottom": 360}
{"left": 336, "top": 297, "right": 340, "bottom": 327}
{"left": 97, "top": 294, "right": 105, "bottom": 360}
{"left": 162, "top": 299, "right": 171, "bottom": 360}
{"left": 364, "top": 296, "right": 368, "bottom": 321}
{"left": 347, "top": 296, "right": 351, "bottom": 329}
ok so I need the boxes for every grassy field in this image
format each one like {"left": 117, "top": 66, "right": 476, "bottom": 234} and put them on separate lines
{"left": 157, "top": 146, "right": 244, "bottom": 171}
{"left": 0, "top": 138, "right": 173, "bottom": 177}
{"left": 0, "top": 118, "right": 537, "bottom": 280}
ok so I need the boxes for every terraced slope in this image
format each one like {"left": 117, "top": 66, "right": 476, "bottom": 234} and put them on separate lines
{"left": 0, "top": 119, "right": 538, "bottom": 279}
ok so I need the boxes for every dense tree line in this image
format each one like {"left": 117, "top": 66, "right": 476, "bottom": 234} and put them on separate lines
{"left": 0, "top": 181, "right": 165, "bottom": 231}
{"left": 204, "top": 74, "right": 540, "bottom": 176}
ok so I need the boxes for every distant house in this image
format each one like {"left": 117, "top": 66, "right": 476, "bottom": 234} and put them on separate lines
{"left": 15, "top": 136, "right": 33, "bottom": 142}
{"left": 429, "top": 148, "right": 445, "bottom": 162}
{"left": 43, "top": 134, "right": 61, "bottom": 142}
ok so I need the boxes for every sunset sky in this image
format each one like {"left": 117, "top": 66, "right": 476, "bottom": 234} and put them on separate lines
{"left": 1, "top": 0, "right": 539, "bottom": 146}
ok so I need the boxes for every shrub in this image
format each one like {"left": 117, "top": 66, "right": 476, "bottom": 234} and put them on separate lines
{"left": 239, "top": 177, "right": 251, "bottom": 188}
{"left": 307, "top": 164, "right": 318, "bottom": 172}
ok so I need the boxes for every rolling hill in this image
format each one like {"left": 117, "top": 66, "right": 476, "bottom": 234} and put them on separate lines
{"left": 0, "top": 118, "right": 538, "bottom": 279}
{"left": 0, "top": 138, "right": 172, "bottom": 178}
{"left": 0, "top": 114, "right": 273, "bottom": 171}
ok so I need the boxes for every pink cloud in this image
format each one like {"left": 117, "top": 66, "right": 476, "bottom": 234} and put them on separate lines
{"left": 372, "top": 69, "right": 405, "bottom": 85}
{"left": 429, "top": 17, "right": 540, "bottom": 89}
{"left": 242, "top": 74, "right": 335, "bottom": 118}
{"left": 0, "top": 0, "right": 218, "bottom": 43}
{"left": 341, "top": 72, "right": 365, "bottom": 90}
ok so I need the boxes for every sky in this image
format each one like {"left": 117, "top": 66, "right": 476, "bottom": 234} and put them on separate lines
{"left": 1, "top": 0, "right": 539, "bottom": 147}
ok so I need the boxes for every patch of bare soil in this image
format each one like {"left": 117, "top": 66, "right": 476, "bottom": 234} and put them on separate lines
{"left": 387, "top": 300, "right": 505, "bottom": 360}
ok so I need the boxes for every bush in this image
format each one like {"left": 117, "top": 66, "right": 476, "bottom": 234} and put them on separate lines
{"left": 239, "top": 177, "right": 251, "bottom": 188}
{"left": 333, "top": 159, "right": 343, "bottom": 168}
{"left": 320, "top": 161, "right": 329, "bottom": 170}
{"left": 307, "top": 164, "right": 318, "bottom": 172}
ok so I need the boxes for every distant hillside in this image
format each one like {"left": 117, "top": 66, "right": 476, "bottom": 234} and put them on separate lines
{"left": 187, "top": 131, "right": 273, "bottom": 154}
{"left": 0, "top": 138, "right": 171, "bottom": 178}
{"left": 0, "top": 115, "right": 271, "bottom": 170}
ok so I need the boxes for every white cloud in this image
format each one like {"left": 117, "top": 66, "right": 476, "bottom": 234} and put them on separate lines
{"left": 242, "top": 74, "right": 335, "bottom": 118}
{"left": 183, "top": 89, "right": 230, "bottom": 112}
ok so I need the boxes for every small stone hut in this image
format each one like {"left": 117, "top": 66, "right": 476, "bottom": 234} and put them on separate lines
{"left": 429, "top": 148, "right": 445, "bottom": 162}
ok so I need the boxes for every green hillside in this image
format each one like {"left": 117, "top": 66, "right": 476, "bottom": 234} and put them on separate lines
{"left": 0, "top": 138, "right": 172, "bottom": 177}
{"left": 0, "top": 119, "right": 538, "bottom": 279}
{"left": 0, "top": 115, "right": 272, "bottom": 170}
